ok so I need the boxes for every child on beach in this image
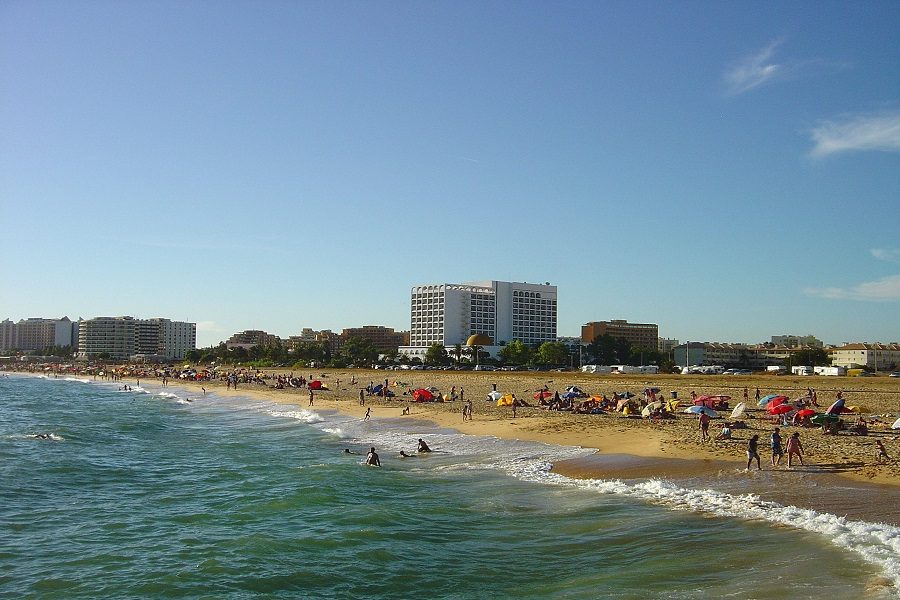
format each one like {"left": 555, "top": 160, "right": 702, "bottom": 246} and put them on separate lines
{"left": 875, "top": 440, "right": 889, "bottom": 463}
{"left": 786, "top": 432, "right": 804, "bottom": 467}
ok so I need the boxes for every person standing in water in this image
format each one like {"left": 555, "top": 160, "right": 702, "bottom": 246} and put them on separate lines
{"left": 770, "top": 428, "right": 784, "bottom": 467}
{"left": 365, "top": 447, "right": 380, "bottom": 466}
{"left": 746, "top": 434, "right": 761, "bottom": 470}
{"left": 786, "top": 432, "right": 804, "bottom": 467}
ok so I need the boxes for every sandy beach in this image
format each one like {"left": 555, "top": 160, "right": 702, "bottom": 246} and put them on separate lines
{"left": 163, "top": 369, "right": 900, "bottom": 491}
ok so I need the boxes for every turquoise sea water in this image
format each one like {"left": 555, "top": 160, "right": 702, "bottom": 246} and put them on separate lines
{"left": 1, "top": 375, "right": 898, "bottom": 599}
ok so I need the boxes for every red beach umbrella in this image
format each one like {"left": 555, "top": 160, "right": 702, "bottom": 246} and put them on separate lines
{"left": 796, "top": 408, "right": 815, "bottom": 418}
{"left": 412, "top": 388, "right": 433, "bottom": 402}
{"left": 765, "top": 397, "right": 787, "bottom": 411}
{"left": 767, "top": 403, "right": 794, "bottom": 415}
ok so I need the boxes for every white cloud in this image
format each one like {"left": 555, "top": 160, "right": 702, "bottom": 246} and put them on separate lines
{"left": 805, "top": 274, "right": 900, "bottom": 301}
{"left": 195, "top": 320, "right": 225, "bottom": 333}
{"left": 810, "top": 111, "right": 900, "bottom": 157}
{"left": 871, "top": 248, "right": 900, "bottom": 263}
{"left": 724, "top": 40, "right": 784, "bottom": 95}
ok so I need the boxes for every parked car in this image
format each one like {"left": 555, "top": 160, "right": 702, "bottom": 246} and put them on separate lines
{"left": 890, "top": 372, "right": 900, "bottom": 378}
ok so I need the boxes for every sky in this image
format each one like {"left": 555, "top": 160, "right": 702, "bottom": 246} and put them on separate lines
{"left": 2, "top": 1, "right": 898, "bottom": 349}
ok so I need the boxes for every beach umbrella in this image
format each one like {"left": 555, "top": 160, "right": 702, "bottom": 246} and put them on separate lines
{"left": 796, "top": 408, "right": 815, "bottom": 418}
{"left": 826, "top": 398, "right": 845, "bottom": 415}
{"left": 693, "top": 395, "right": 714, "bottom": 406}
{"left": 811, "top": 413, "right": 840, "bottom": 425}
{"left": 730, "top": 402, "right": 746, "bottom": 419}
{"left": 892, "top": 418, "right": 900, "bottom": 430}
{"left": 641, "top": 400, "right": 663, "bottom": 417}
{"left": 497, "top": 394, "right": 514, "bottom": 407}
{"left": 767, "top": 404, "right": 794, "bottom": 415}
{"left": 758, "top": 393, "right": 781, "bottom": 407}
{"left": 309, "top": 380, "right": 323, "bottom": 390}
{"left": 412, "top": 388, "right": 433, "bottom": 402}
{"left": 533, "top": 390, "right": 552, "bottom": 401}
{"left": 617, "top": 391, "right": 635, "bottom": 399}
{"left": 487, "top": 391, "right": 503, "bottom": 401}
{"left": 765, "top": 397, "right": 787, "bottom": 411}
{"left": 684, "top": 405, "right": 718, "bottom": 417}
{"left": 561, "top": 391, "right": 579, "bottom": 400}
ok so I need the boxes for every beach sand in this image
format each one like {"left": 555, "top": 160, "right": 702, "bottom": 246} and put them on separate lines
{"left": 169, "top": 369, "right": 900, "bottom": 493}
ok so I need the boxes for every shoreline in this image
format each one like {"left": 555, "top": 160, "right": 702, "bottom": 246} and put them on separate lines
{"left": 166, "top": 374, "right": 900, "bottom": 525}
{"left": 14, "top": 368, "right": 900, "bottom": 493}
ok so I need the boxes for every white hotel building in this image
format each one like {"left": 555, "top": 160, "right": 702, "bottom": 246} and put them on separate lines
{"left": 400, "top": 280, "right": 557, "bottom": 360}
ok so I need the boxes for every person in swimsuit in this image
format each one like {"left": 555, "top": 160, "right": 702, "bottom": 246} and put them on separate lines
{"left": 417, "top": 438, "right": 432, "bottom": 453}
{"left": 365, "top": 447, "right": 381, "bottom": 466}
{"left": 770, "top": 428, "right": 783, "bottom": 467}
{"left": 746, "top": 435, "right": 761, "bottom": 470}
{"left": 786, "top": 432, "right": 804, "bottom": 467}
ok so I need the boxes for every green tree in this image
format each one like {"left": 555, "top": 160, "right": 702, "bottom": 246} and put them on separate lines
{"left": 184, "top": 349, "right": 201, "bottom": 363}
{"left": 424, "top": 344, "right": 449, "bottom": 366}
{"left": 451, "top": 344, "right": 464, "bottom": 366}
{"left": 498, "top": 340, "right": 532, "bottom": 365}
{"left": 792, "top": 348, "right": 830, "bottom": 366}
{"left": 534, "top": 342, "right": 570, "bottom": 366}
{"left": 339, "top": 336, "right": 378, "bottom": 367}
{"left": 586, "top": 335, "right": 629, "bottom": 365}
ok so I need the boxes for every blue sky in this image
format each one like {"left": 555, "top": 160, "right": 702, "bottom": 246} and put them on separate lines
{"left": 2, "top": 1, "right": 898, "bottom": 348}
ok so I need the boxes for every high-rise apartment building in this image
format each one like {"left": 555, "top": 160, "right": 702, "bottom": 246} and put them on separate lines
{"left": 0, "top": 317, "right": 74, "bottom": 352}
{"left": 401, "top": 280, "right": 557, "bottom": 359}
{"left": 78, "top": 316, "right": 195, "bottom": 360}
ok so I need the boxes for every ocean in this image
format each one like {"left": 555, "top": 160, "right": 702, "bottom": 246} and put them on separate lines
{"left": 1, "top": 374, "right": 898, "bottom": 599}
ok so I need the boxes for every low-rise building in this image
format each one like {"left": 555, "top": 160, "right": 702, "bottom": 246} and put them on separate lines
{"left": 340, "top": 326, "right": 409, "bottom": 353}
{"left": 829, "top": 343, "right": 900, "bottom": 370}
{"left": 225, "top": 330, "right": 282, "bottom": 351}
{"left": 581, "top": 320, "right": 658, "bottom": 349}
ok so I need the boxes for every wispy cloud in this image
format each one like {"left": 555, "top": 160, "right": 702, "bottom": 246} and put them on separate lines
{"left": 805, "top": 274, "right": 900, "bottom": 301}
{"left": 809, "top": 111, "right": 900, "bottom": 157}
{"left": 724, "top": 40, "right": 784, "bottom": 95}
{"left": 872, "top": 248, "right": 900, "bottom": 263}
{"left": 195, "top": 320, "right": 225, "bottom": 333}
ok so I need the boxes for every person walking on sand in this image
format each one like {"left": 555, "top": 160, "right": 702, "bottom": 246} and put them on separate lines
{"left": 359, "top": 389, "right": 365, "bottom": 405}
{"left": 698, "top": 411, "right": 711, "bottom": 442}
{"left": 747, "top": 435, "right": 761, "bottom": 470}
{"left": 308, "top": 389, "right": 314, "bottom": 406}
{"left": 755, "top": 388, "right": 760, "bottom": 403}
{"left": 770, "top": 428, "right": 783, "bottom": 467}
{"left": 364, "top": 407, "right": 371, "bottom": 421}
{"left": 786, "top": 432, "right": 804, "bottom": 467}
{"left": 875, "top": 440, "right": 889, "bottom": 463}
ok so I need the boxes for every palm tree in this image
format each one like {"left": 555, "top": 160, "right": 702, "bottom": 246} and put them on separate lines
{"left": 452, "top": 344, "right": 463, "bottom": 366}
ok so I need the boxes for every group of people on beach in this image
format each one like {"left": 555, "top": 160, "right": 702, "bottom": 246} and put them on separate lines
{"left": 745, "top": 428, "right": 805, "bottom": 470}
{"left": 350, "top": 438, "right": 434, "bottom": 467}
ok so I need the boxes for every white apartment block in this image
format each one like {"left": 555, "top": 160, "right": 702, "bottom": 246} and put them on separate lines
{"left": 829, "top": 343, "right": 900, "bottom": 370}
{"left": 78, "top": 316, "right": 196, "bottom": 360}
{"left": 401, "top": 280, "right": 557, "bottom": 359}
